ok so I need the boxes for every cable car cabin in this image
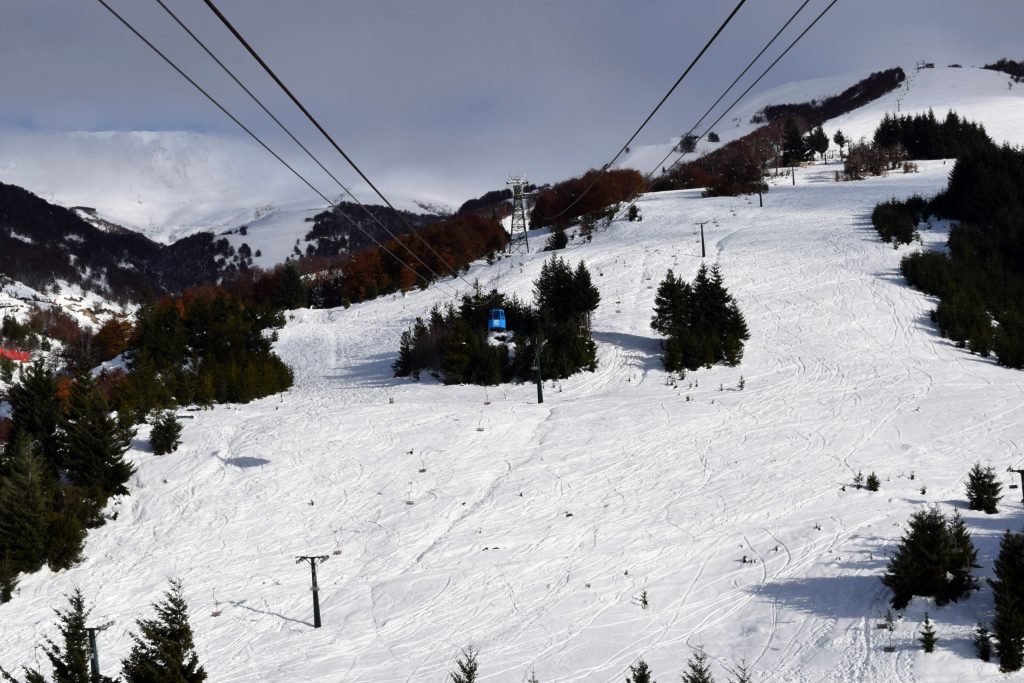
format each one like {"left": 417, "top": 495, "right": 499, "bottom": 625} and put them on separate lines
{"left": 488, "top": 308, "right": 507, "bottom": 332}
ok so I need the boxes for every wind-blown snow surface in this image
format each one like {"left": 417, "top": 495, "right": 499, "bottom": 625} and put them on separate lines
{"left": 3, "top": 160, "right": 1023, "bottom": 682}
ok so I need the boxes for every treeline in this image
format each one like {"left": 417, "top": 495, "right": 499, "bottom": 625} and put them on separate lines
{"left": 874, "top": 110, "right": 992, "bottom": 160}
{"left": 394, "top": 256, "right": 599, "bottom": 384}
{"left": 529, "top": 169, "right": 644, "bottom": 229}
{"left": 303, "top": 200, "right": 448, "bottom": 258}
{"left": 303, "top": 213, "right": 508, "bottom": 307}
{"left": 880, "top": 134, "right": 1024, "bottom": 367}
{"left": 0, "top": 287, "right": 292, "bottom": 600}
{"left": 760, "top": 67, "right": 906, "bottom": 125}
{"left": 108, "top": 287, "right": 294, "bottom": 418}
{"left": 983, "top": 58, "right": 1024, "bottom": 80}
{"left": 651, "top": 264, "right": 750, "bottom": 374}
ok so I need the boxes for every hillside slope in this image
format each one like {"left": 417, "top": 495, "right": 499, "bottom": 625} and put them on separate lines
{"left": 619, "top": 64, "right": 1024, "bottom": 181}
{"left": 3, "top": 157, "right": 1022, "bottom": 682}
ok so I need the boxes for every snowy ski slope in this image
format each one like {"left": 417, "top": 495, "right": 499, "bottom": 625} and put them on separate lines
{"left": 4, "top": 157, "right": 1024, "bottom": 682}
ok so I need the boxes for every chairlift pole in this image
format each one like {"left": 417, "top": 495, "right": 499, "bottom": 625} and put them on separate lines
{"left": 696, "top": 221, "right": 707, "bottom": 258}
{"left": 1011, "top": 469, "right": 1024, "bottom": 503}
{"left": 533, "top": 335, "right": 547, "bottom": 404}
{"left": 296, "top": 555, "right": 329, "bottom": 628}
{"left": 86, "top": 621, "right": 113, "bottom": 683}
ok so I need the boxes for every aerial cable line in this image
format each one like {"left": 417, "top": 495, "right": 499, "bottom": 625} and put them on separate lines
{"left": 610, "top": 0, "right": 816, "bottom": 219}
{"left": 150, "top": 0, "right": 458, "bottom": 293}
{"left": 651, "top": 0, "right": 838, "bottom": 186}
{"left": 536, "top": 0, "right": 748, "bottom": 222}
{"left": 202, "top": 0, "right": 486, "bottom": 296}
{"left": 94, "top": 0, "right": 459, "bottom": 297}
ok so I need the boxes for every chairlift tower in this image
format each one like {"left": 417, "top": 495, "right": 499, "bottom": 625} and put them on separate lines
{"left": 507, "top": 175, "right": 530, "bottom": 254}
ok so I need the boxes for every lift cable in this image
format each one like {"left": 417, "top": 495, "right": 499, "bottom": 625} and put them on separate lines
{"left": 616, "top": 0, "right": 841, "bottom": 222}
{"left": 95, "top": 0, "right": 461, "bottom": 297}
{"left": 202, "top": 0, "right": 486, "bottom": 296}
{"left": 535, "top": 0, "right": 748, "bottom": 222}
{"left": 153, "top": 0, "right": 459, "bottom": 290}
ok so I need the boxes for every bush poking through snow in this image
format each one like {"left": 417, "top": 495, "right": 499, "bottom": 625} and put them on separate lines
{"left": 919, "top": 613, "right": 938, "bottom": 653}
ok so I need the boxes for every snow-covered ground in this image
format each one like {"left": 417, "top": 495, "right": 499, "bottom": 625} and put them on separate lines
{"left": 3, "top": 157, "right": 1023, "bottom": 682}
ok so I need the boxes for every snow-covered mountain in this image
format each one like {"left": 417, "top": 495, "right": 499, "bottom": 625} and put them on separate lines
{"left": 617, "top": 64, "right": 1024, "bottom": 176}
{"left": 0, "top": 129, "right": 454, "bottom": 267}
{"left": 3, "top": 66, "right": 1024, "bottom": 682}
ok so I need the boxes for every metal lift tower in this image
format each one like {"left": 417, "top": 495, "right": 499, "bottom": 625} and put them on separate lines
{"left": 507, "top": 175, "right": 530, "bottom": 253}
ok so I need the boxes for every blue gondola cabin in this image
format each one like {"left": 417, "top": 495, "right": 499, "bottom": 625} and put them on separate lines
{"left": 488, "top": 308, "right": 507, "bottom": 332}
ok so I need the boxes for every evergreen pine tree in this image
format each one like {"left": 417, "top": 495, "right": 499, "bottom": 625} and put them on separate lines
{"left": 919, "top": 613, "right": 938, "bottom": 653}
{"left": 526, "top": 668, "right": 540, "bottom": 683}
{"left": 782, "top": 118, "right": 807, "bottom": 166}
{"left": 121, "top": 579, "right": 206, "bottom": 683}
{"left": 0, "top": 438, "right": 49, "bottom": 575}
{"left": 449, "top": 647, "right": 478, "bottom": 683}
{"left": 973, "top": 623, "right": 993, "bottom": 662}
{"left": 545, "top": 227, "right": 568, "bottom": 251}
{"left": 990, "top": 529, "right": 1024, "bottom": 672}
{"left": 274, "top": 263, "right": 307, "bottom": 310}
{"left": 946, "top": 510, "right": 979, "bottom": 599}
{"left": 729, "top": 660, "right": 752, "bottom": 683}
{"left": 149, "top": 412, "right": 183, "bottom": 456}
{"left": 60, "top": 372, "right": 135, "bottom": 505}
{"left": 0, "top": 552, "right": 16, "bottom": 604}
{"left": 2, "top": 589, "right": 99, "bottom": 683}
{"left": 808, "top": 126, "right": 829, "bottom": 160}
{"left": 7, "top": 360, "right": 62, "bottom": 474}
{"left": 833, "top": 130, "right": 847, "bottom": 159}
{"left": 883, "top": 507, "right": 953, "bottom": 609}
{"left": 681, "top": 648, "right": 715, "bottom": 683}
{"left": 965, "top": 462, "right": 1002, "bottom": 514}
{"left": 865, "top": 472, "right": 880, "bottom": 491}
{"left": 626, "top": 658, "right": 655, "bottom": 683}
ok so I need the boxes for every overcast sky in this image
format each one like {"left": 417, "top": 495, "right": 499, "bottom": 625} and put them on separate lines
{"left": 3, "top": 0, "right": 1023, "bottom": 207}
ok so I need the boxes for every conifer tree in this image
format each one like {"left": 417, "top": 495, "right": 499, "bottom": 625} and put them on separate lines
{"left": 947, "top": 510, "right": 979, "bottom": 598}
{"left": 0, "top": 438, "right": 49, "bottom": 575}
{"left": 973, "top": 623, "right": 993, "bottom": 662}
{"left": 626, "top": 658, "right": 655, "bottom": 683}
{"left": 60, "top": 372, "right": 135, "bottom": 505}
{"left": 782, "top": 118, "right": 807, "bottom": 166}
{"left": 149, "top": 412, "right": 183, "bottom": 456}
{"left": 807, "top": 126, "right": 829, "bottom": 160}
{"left": 833, "top": 130, "right": 847, "bottom": 159}
{"left": 449, "top": 647, "right": 478, "bottom": 683}
{"left": 0, "top": 552, "right": 16, "bottom": 604}
{"left": 1, "top": 589, "right": 100, "bottom": 683}
{"left": 729, "top": 660, "right": 752, "bottom": 683}
{"left": 882, "top": 506, "right": 976, "bottom": 609}
{"left": 919, "top": 613, "right": 938, "bottom": 653}
{"left": 7, "top": 360, "right": 62, "bottom": 473}
{"left": 989, "top": 529, "right": 1024, "bottom": 672}
{"left": 273, "top": 263, "right": 307, "bottom": 310}
{"left": 965, "top": 463, "right": 1002, "bottom": 514}
{"left": 865, "top": 472, "right": 880, "bottom": 491}
{"left": 121, "top": 579, "right": 206, "bottom": 683}
{"left": 681, "top": 649, "right": 714, "bottom": 683}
